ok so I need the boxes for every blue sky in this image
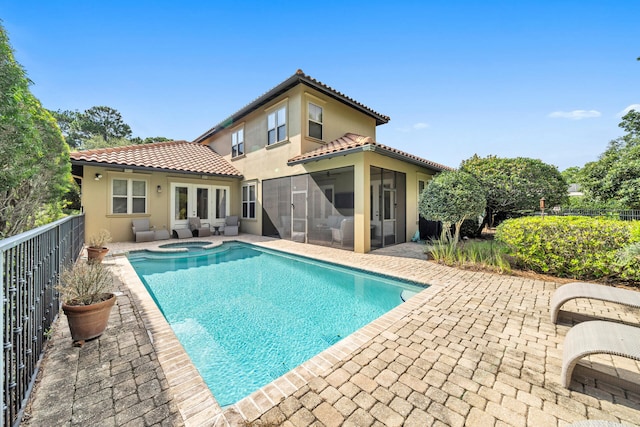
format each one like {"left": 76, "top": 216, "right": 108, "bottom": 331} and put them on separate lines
{"left": 2, "top": 0, "right": 638, "bottom": 171}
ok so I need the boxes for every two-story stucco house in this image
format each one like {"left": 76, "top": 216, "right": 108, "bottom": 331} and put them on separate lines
{"left": 70, "top": 70, "right": 450, "bottom": 253}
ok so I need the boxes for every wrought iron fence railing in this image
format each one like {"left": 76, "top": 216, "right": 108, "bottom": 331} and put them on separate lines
{"left": 1, "top": 214, "right": 85, "bottom": 427}
{"left": 546, "top": 208, "right": 640, "bottom": 221}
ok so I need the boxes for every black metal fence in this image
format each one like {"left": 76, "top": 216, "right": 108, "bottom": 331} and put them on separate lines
{"left": 546, "top": 208, "right": 640, "bottom": 221}
{"left": 1, "top": 215, "right": 85, "bottom": 427}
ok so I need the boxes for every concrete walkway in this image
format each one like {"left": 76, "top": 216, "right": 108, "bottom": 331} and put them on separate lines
{"left": 23, "top": 235, "right": 640, "bottom": 426}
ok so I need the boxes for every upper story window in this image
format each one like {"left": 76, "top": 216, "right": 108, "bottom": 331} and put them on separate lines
{"left": 242, "top": 182, "right": 256, "bottom": 219}
{"left": 308, "top": 103, "right": 323, "bottom": 140}
{"left": 232, "top": 127, "right": 244, "bottom": 157}
{"left": 267, "top": 106, "right": 287, "bottom": 145}
{"left": 112, "top": 178, "right": 146, "bottom": 214}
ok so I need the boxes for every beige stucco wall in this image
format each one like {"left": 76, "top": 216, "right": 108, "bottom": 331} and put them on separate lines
{"left": 201, "top": 85, "right": 379, "bottom": 238}
{"left": 80, "top": 165, "right": 239, "bottom": 243}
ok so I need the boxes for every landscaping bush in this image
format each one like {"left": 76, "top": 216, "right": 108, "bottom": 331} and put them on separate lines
{"left": 426, "top": 238, "right": 511, "bottom": 274}
{"left": 495, "top": 216, "right": 640, "bottom": 282}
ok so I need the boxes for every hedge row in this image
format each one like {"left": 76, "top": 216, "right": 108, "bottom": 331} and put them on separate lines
{"left": 495, "top": 216, "right": 640, "bottom": 282}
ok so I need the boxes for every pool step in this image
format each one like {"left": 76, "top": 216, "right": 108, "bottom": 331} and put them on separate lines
{"left": 400, "top": 289, "right": 419, "bottom": 302}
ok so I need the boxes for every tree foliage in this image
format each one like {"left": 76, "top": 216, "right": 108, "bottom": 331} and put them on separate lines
{"left": 0, "top": 23, "right": 70, "bottom": 237}
{"left": 418, "top": 170, "right": 486, "bottom": 241}
{"left": 561, "top": 166, "right": 581, "bottom": 184}
{"left": 52, "top": 106, "right": 171, "bottom": 149}
{"left": 580, "top": 110, "right": 640, "bottom": 209}
{"left": 460, "top": 155, "right": 567, "bottom": 231}
{"left": 51, "top": 106, "right": 132, "bottom": 148}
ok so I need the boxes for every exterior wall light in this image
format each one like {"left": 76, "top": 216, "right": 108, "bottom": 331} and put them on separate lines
{"left": 157, "top": 185, "right": 162, "bottom": 193}
{"left": 95, "top": 173, "right": 102, "bottom": 181}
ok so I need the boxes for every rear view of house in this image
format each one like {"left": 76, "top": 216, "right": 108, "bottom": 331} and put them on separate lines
{"left": 71, "top": 70, "right": 450, "bottom": 253}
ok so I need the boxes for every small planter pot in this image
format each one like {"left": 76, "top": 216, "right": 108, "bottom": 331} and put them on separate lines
{"left": 86, "top": 246, "right": 109, "bottom": 263}
{"left": 62, "top": 293, "right": 116, "bottom": 343}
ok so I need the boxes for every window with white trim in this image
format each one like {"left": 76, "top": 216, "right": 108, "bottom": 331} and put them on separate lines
{"left": 308, "top": 103, "right": 323, "bottom": 140}
{"left": 112, "top": 178, "right": 147, "bottom": 214}
{"left": 267, "top": 106, "right": 287, "bottom": 145}
{"left": 242, "top": 182, "right": 256, "bottom": 219}
{"left": 231, "top": 127, "right": 244, "bottom": 157}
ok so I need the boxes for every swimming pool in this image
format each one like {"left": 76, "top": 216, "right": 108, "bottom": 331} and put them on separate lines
{"left": 128, "top": 242, "right": 426, "bottom": 406}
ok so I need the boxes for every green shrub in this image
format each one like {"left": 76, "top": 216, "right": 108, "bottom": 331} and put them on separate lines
{"left": 495, "top": 216, "right": 640, "bottom": 281}
{"left": 425, "top": 238, "right": 511, "bottom": 273}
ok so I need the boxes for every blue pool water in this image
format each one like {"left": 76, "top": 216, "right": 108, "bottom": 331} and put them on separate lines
{"left": 128, "top": 242, "right": 426, "bottom": 406}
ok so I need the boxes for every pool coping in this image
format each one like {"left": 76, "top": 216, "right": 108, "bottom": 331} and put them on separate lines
{"left": 113, "top": 240, "right": 446, "bottom": 426}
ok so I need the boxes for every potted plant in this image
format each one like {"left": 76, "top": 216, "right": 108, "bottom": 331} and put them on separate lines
{"left": 86, "top": 229, "right": 112, "bottom": 263}
{"left": 57, "top": 261, "right": 116, "bottom": 346}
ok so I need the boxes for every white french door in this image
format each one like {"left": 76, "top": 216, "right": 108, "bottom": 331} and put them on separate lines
{"left": 170, "top": 183, "right": 229, "bottom": 231}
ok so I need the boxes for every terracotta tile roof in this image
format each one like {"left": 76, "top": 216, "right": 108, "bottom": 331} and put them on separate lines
{"left": 287, "top": 133, "right": 453, "bottom": 172}
{"left": 194, "top": 70, "right": 390, "bottom": 143}
{"left": 69, "top": 140, "right": 242, "bottom": 177}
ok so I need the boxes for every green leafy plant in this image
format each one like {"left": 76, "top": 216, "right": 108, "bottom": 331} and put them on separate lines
{"left": 57, "top": 262, "right": 114, "bottom": 306}
{"left": 496, "top": 216, "right": 640, "bottom": 281}
{"left": 418, "top": 170, "right": 486, "bottom": 242}
{"left": 426, "top": 238, "right": 511, "bottom": 273}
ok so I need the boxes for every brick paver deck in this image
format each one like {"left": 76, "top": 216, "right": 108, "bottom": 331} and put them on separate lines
{"left": 23, "top": 235, "right": 640, "bottom": 426}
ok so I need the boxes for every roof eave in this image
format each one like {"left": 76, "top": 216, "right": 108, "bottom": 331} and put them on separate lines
{"left": 69, "top": 159, "right": 243, "bottom": 179}
{"left": 372, "top": 146, "right": 451, "bottom": 172}
{"left": 287, "top": 146, "right": 366, "bottom": 166}
{"left": 287, "top": 144, "right": 450, "bottom": 172}
{"left": 194, "top": 73, "right": 389, "bottom": 143}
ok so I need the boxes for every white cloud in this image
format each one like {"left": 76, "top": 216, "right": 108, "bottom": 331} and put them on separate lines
{"left": 548, "top": 110, "right": 601, "bottom": 120}
{"left": 397, "top": 122, "right": 430, "bottom": 133}
{"left": 617, "top": 104, "right": 640, "bottom": 116}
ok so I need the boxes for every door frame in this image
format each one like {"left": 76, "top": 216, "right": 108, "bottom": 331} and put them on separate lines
{"left": 291, "top": 190, "right": 308, "bottom": 242}
{"left": 169, "top": 183, "right": 230, "bottom": 231}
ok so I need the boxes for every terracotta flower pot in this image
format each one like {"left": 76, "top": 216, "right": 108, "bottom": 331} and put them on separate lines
{"left": 86, "top": 246, "right": 109, "bottom": 264}
{"left": 62, "top": 293, "right": 116, "bottom": 343}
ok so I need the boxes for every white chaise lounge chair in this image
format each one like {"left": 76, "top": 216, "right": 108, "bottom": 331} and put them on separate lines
{"left": 550, "top": 282, "right": 640, "bottom": 323}
{"left": 561, "top": 320, "right": 640, "bottom": 388}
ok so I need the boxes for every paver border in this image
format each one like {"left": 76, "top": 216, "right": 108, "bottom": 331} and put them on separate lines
{"left": 113, "top": 240, "right": 446, "bottom": 426}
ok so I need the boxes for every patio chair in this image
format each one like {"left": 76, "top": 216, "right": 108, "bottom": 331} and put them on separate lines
{"left": 132, "top": 219, "right": 156, "bottom": 243}
{"left": 550, "top": 282, "right": 640, "bottom": 323}
{"left": 223, "top": 215, "right": 239, "bottom": 236}
{"left": 331, "top": 217, "right": 354, "bottom": 247}
{"left": 561, "top": 320, "right": 640, "bottom": 388}
{"left": 188, "top": 217, "right": 211, "bottom": 237}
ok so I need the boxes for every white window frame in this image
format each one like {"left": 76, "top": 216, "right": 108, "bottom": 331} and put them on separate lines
{"left": 242, "top": 182, "right": 257, "bottom": 219}
{"left": 231, "top": 127, "right": 244, "bottom": 157}
{"left": 308, "top": 102, "right": 323, "bottom": 140}
{"left": 111, "top": 178, "right": 147, "bottom": 214}
{"left": 267, "top": 106, "right": 287, "bottom": 145}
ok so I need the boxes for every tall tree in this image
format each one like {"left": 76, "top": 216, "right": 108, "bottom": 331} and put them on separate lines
{"left": 80, "top": 106, "right": 132, "bottom": 142}
{"left": 581, "top": 110, "right": 640, "bottom": 209}
{"left": 460, "top": 155, "right": 568, "bottom": 232}
{"left": 418, "top": 170, "right": 486, "bottom": 242}
{"left": 0, "top": 22, "right": 70, "bottom": 237}
{"left": 52, "top": 106, "right": 171, "bottom": 149}
{"left": 50, "top": 109, "right": 84, "bottom": 148}
{"left": 561, "top": 166, "right": 582, "bottom": 184}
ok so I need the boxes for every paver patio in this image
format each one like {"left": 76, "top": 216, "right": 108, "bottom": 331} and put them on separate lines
{"left": 22, "top": 235, "right": 640, "bottom": 426}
